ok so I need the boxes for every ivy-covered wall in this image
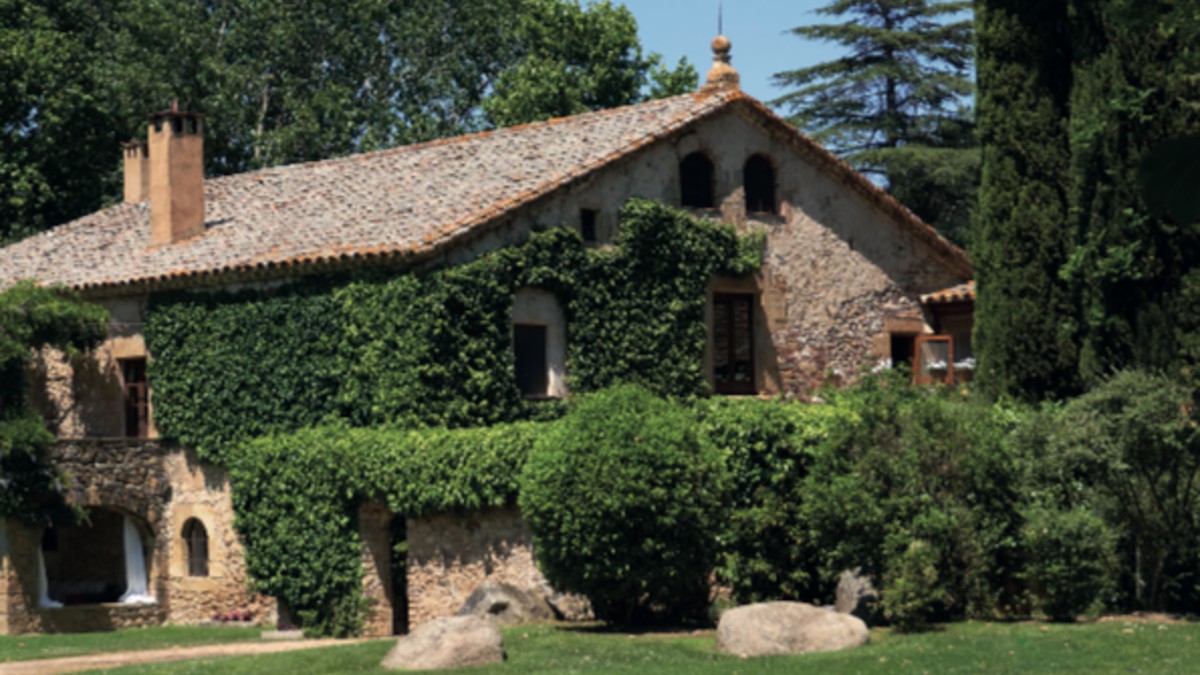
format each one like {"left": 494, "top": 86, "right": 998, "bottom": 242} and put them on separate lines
{"left": 144, "top": 199, "right": 762, "bottom": 463}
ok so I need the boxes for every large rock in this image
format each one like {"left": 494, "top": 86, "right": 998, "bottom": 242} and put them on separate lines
{"left": 716, "top": 601, "right": 869, "bottom": 658}
{"left": 380, "top": 616, "right": 504, "bottom": 671}
{"left": 456, "top": 581, "right": 555, "bottom": 625}
{"left": 834, "top": 567, "right": 879, "bottom": 623}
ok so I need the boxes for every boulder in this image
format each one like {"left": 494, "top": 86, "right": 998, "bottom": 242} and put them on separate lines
{"left": 380, "top": 616, "right": 504, "bottom": 671}
{"left": 716, "top": 601, "right": 869, "bottom": 658}
{"left": 456, "top": 581, "right": 556, "bottom": 624}
{"left": 834, "top": 567, "right": 879, "bottom": 623}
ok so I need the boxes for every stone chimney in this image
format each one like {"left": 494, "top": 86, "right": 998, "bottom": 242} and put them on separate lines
{"left": 147, "top": 101, "right": 205, "bottom": 245}
{"left": 122, "top": 141, "right": 149, "bottom": 203}
{"left": 701, "top": 35, "right": 741, "bottom": 93}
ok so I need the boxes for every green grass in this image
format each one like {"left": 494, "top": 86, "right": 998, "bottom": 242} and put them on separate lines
{"left": 78, "top": 620, "right": 1200, "bottom": 674}
{"left": 0, "top": 625, "right": 267, "bottom": 663}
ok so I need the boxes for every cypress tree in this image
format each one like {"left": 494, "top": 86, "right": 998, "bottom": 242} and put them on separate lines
{"left": 1065, "top": 1, "right": 1200, "bottom": 386}
{"left": 972, "top": 0, "right": 1078, "bottom": 401}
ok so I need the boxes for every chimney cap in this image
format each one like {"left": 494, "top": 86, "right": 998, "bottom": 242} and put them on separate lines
{"left": 147, "top": 99, "right": 205, "bottom": 122}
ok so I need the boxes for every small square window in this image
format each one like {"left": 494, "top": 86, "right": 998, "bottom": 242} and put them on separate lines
{"left": 580, "top": 209, "right": 598, "bottom": 243}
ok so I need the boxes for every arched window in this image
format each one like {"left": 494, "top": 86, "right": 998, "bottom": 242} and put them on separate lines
{"left": 182, "top": 519, "right": 209, "bottom": 577}
{"left": 743, "top": 155, "right": 776, "bottom": 214}
{"left": 680, "top": 153, "right": 715, "bottom": 208}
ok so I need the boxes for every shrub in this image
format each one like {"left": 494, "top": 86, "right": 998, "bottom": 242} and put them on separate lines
{"left": 882, "top": 539, "right": 947, "bottom": 632}
{"left": 804, "top": 375, "right": 1027, "bottom": 621}
{"left": 1045, "top": 370, "right": 1200, "bottom": 612}
{"left": 1021, "top": 505, "right": 1115, "bottom": 621}
{"left": 699, "top": 397, "right": 854, "bottom": 603}
{"left": 519, "top": 385, "right": 729, "bottom": 624}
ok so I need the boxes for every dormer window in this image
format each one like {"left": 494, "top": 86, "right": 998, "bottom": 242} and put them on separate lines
{"left": 744, "top": 155, "right": 776, "bottom": 214}
{"left": 680, "top": 152, "right": 715, "bottom": 208}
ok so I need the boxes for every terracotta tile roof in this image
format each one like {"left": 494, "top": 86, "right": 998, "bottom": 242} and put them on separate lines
{"left": 0, "top": 90, "right": 971, "bottom": 293}
{"left": 921, "top": 280, "right": 975, "bottom": 305}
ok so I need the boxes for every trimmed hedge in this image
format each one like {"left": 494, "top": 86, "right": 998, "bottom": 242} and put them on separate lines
{"left": 519, "top": 385, "right": 728, "bottom": 624}
{"left": 228, "top": 421, "right": 544, "bottom": 636}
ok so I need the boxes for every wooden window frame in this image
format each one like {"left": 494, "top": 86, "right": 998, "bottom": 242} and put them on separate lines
{"left": 913, "top": 335, "right": 954, "bottom": 385}
{"left": 120, "top": 357, "right": 149, "bottom": 439}
{"left": 713, "top": 292, "right": 757, "bottom": 395}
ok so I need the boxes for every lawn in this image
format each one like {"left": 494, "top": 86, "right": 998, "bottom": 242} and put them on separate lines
{"left": 0, "top": 625, "right": 267, "bottom": 663}
{"left": 65, "top": 619, "right": 1200, "bottom": 674}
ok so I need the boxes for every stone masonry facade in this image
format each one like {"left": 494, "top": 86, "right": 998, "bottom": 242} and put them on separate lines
{"left": 0, "top": 440, "right": 274, "bottom": 635}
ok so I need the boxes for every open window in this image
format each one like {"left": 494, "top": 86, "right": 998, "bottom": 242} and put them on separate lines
{"left": 914, "top": 335, "right": 954, "bottom": 385}
{"left": 713, "top": 293, "right": 756, "bottom": 395}
{"left": 182, "top": 518, "right": 209, "bottom": 577}
{"left": 580, "top": 208, "right": 598, "bottom": 243}
{"left": 680, "top": 152, "right": 715, "bottom": 208}
{"left": 743, "top": 155, "right": 776, "bottom": 214}
{"left": 514, "top": 325, "right": 548, "bottom": 397}
{"left": 120, "top": 357, "right": 149, "bottom": 438}
{"left": 511, "top": 289, "right": 567, "bottom": 399}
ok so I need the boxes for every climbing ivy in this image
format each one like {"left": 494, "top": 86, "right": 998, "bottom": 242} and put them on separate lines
{"left": 229, "top": 421, "right": 542, "bottom": 637}
{"left": 144, "top": 199, "right": 762, "bottom": 463}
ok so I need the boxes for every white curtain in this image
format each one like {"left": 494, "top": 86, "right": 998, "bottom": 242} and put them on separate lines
{"left": 37, "top": 547, "right": 63, "bottom": 609}
{"left": 119, "top": 516, "right": 154, "bottom": 604}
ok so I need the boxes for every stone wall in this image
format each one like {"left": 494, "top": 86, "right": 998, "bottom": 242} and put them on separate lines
{"left": 455, "top": 106, "right": 968, "bottom": 399}
{"left": 407, "top": 506, "right": 559, "bottom": 628}
{"left": 0, "top": 441, "right": 275, "bottom": 634}
{"left": 359, "top": 502, "right": 397, "bottom": 637}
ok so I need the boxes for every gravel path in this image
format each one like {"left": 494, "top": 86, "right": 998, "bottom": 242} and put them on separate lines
{"left": 0, "top": 637, "right": 370, "bottom": 675}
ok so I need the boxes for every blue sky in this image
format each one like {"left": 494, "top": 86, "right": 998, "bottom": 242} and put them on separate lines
{"left": 618, "top": 0, "right": 842, "bottom": 106}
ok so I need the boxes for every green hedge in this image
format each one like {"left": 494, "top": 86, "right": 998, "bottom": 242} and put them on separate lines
{"left": 520, "top": 385, "right": 728, "bottom": 625}
{"left": 229, "top": 421, "right": 544, "bottom": 636}
{"left": 145, "top": 199, "right": 761, "bottom": 463}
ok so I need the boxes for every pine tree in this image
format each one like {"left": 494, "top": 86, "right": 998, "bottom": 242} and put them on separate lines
{"left": 773, "top": 0, "right": 977, "bottom": 245}
{"left": 972, "top": 0, "right": 1079, "bottom": 402}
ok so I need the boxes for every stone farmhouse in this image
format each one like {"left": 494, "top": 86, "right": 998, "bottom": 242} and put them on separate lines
{"left": 0, "top": 39, "right": 975, "bottom": 636}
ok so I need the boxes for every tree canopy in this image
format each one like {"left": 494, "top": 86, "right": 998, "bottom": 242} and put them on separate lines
{"left": 0, "top": 0, "right": 695, "bottom": 245}
{"left": 772, "top": 0, "right": 978, "bottom": 246}
{"left": 0, "top": 282, "right": 108, "bottom": 523}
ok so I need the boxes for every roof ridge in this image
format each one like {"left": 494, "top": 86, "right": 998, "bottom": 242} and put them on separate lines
{"left": 239, "top": 92, "right": 710, "bottom": 180}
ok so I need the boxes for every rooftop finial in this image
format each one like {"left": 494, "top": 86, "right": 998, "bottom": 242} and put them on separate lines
{"left": 702, "top": 34, "right": 740, "bottom": 93}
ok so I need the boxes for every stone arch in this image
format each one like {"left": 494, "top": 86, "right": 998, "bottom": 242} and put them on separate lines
{"left": 40, "top": 506, "right": 154, "bottom": 605}
{"left": 680, "top": 151, "right": 715, "bottom": 208}
{"left": 743, "top": 154, "right": 777, "bottom": 214}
